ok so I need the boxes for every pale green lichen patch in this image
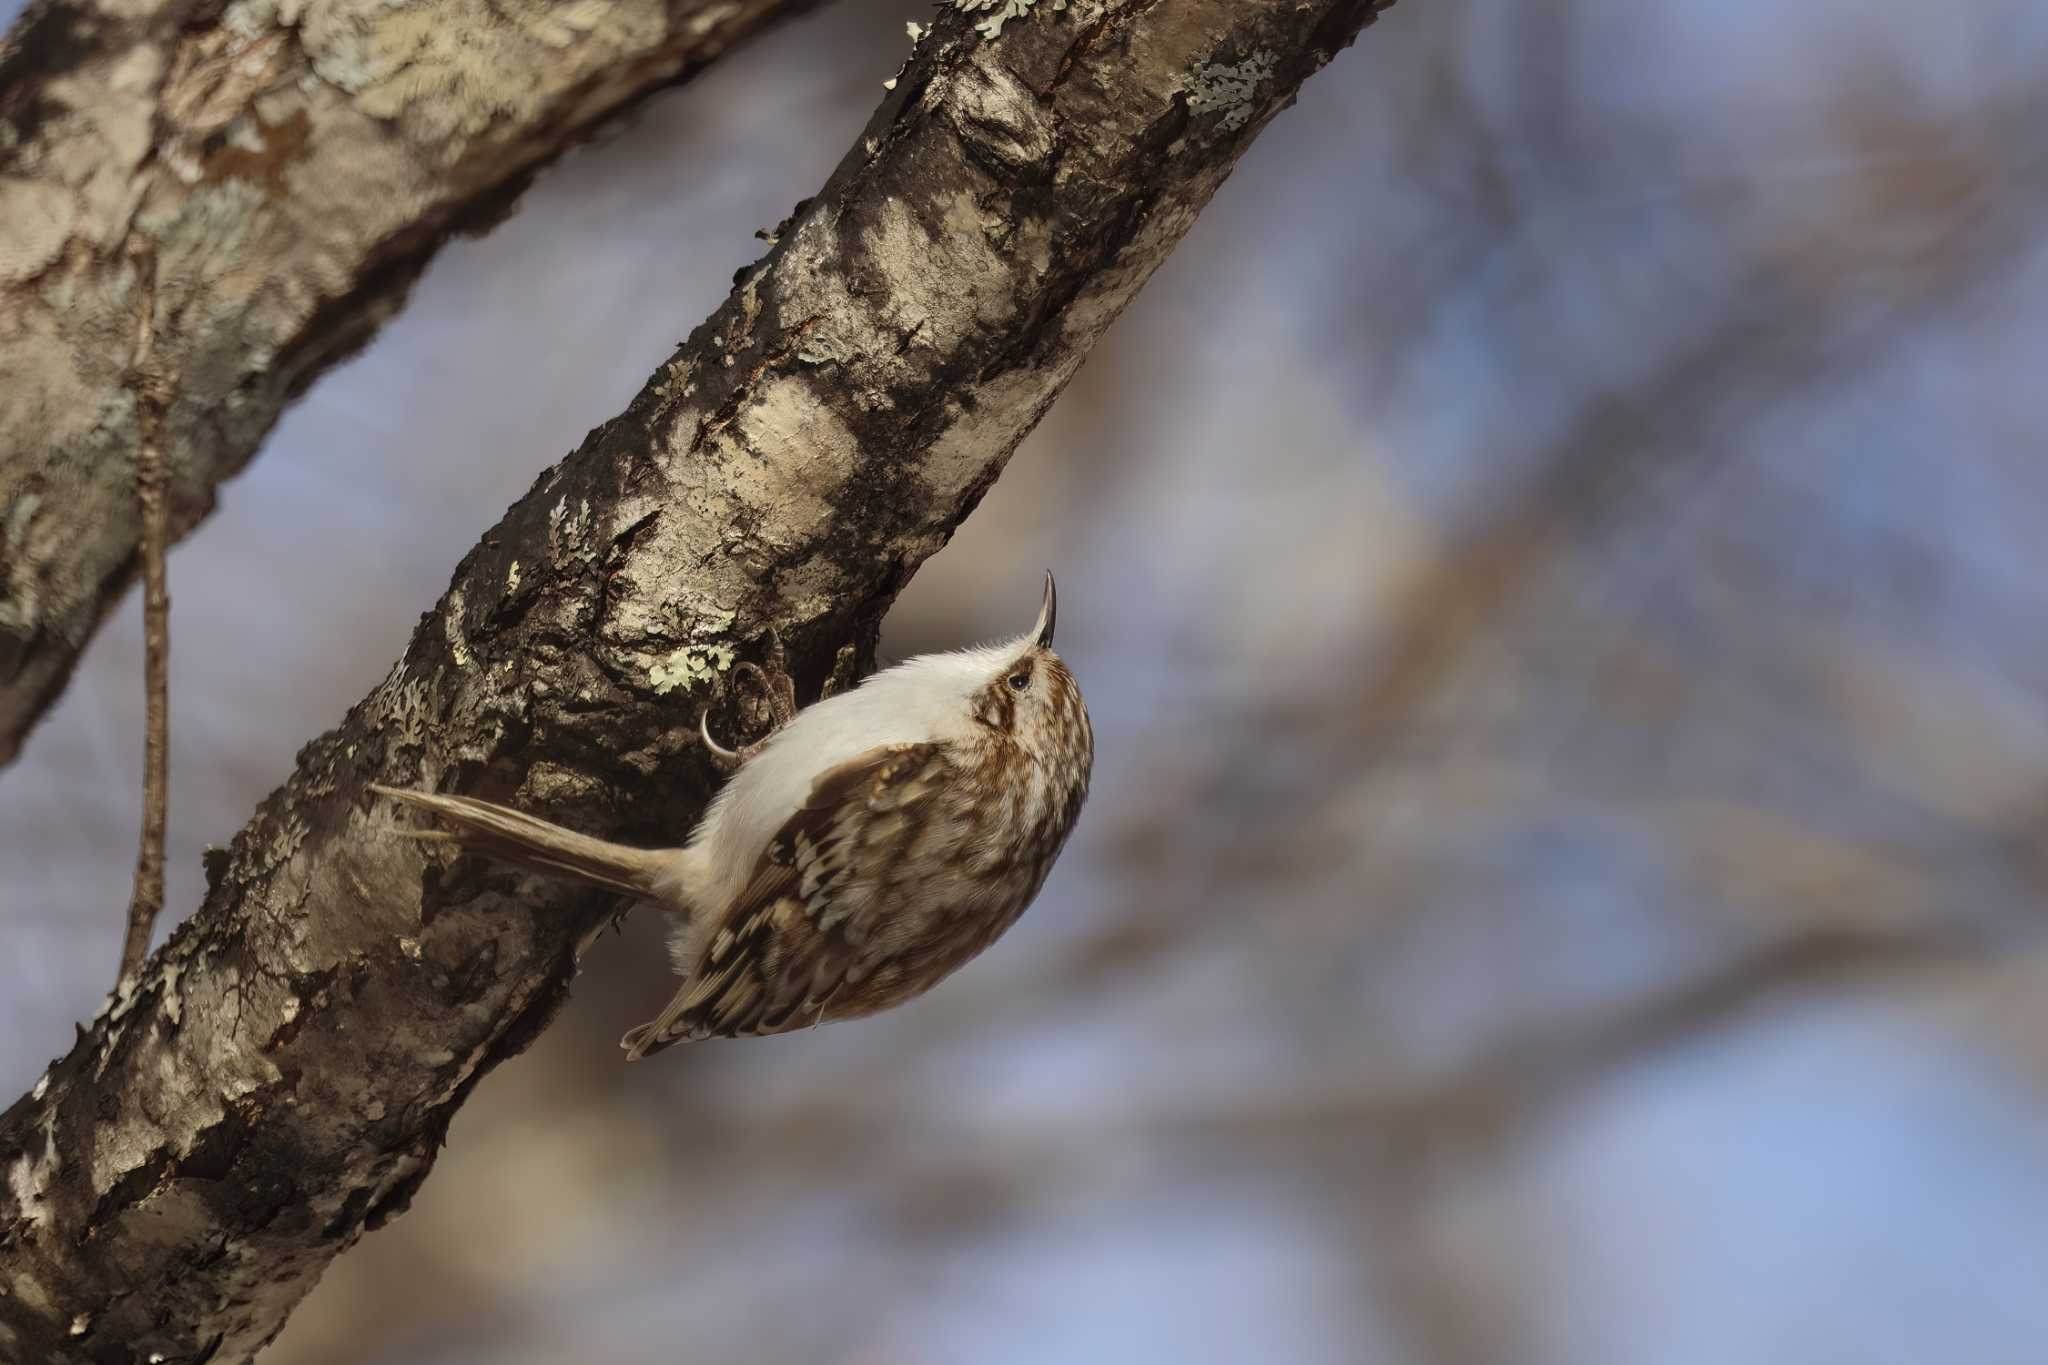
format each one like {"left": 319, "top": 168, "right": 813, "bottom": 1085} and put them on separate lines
{"left": 390, "top": 679, "right": 429, "bottom": 749}
{"left": 1186, "top": 49, "right": 1277, "bottom": 132}
{"left": 954, "top": 0, "right": 1066, "bottom": 41}
{"left": 649, "top": 643, "right": 734, "bottom": 694}
{"left": 547, "top": 495, "right": 599, "bottom": 564}
{"left": 370, "top": 661, "right": 437, "bottom": 754}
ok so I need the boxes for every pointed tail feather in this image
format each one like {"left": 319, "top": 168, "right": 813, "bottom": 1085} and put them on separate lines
{"left": 619, "top": 1019, "right": 678, "bottom": 1062}
{"left": 372, "top": 785, "right": 674, "bottom": 902}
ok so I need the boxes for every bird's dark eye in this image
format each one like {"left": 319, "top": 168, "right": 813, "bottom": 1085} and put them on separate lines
{"left": 1007, "top": 671, "right": 1031, "bottom": 691}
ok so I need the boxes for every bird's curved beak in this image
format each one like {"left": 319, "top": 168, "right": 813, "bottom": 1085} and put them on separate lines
{"left": 1033, "top": 571, "right": 1057, "bottom": 649}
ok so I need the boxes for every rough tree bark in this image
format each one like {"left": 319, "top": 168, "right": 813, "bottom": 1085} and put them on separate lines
{"left": 0, "top": 0, "right": 1394, "bottom": 1357}
{"left": 0, "top": 0, "right": 823, "bottom": 769}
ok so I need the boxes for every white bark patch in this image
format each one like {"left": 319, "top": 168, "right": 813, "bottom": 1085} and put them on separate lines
{"left": 860, "top": 191, "right": 1018, "bottom": 346}
{"left": 6, "top": 1134, "right": 58, "bottom": 1232}
{"left": 0, "top": 180, "right": 77, "bottom": 286}
{"left": 89, "top": 1115, "right": 164, "bottom": 1199}
{"left": 952, "top": 61, "right": 1056, "bottom": 168}
{"left": 714, "top": 375, "right": 855, "bottom": 534}
{"left": 157, "top": 955, "right": 187, "bottom": 1026}
{"left": 282, "top": 0, "right": 667, "bottom": 142}
{"left": 443, "top": 588, "right": 472, "bottom": 667}
{"left": 42, "top": 47, "right": 161, "bottom": 236}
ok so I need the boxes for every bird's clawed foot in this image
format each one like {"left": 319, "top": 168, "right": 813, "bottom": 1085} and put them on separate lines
{"left": 818, "top": 641, "right": 861, "bottom": 701}
{"left": 734, "top": 626, "right": 798, "bottom": 730}
{"left": 698, "top": 630, "right": 799, "bottom": 773}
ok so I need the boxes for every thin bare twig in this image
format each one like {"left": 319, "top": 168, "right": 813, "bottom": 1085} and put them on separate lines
{"left": 119, "top": 240, "right": 171, "bottom": 992}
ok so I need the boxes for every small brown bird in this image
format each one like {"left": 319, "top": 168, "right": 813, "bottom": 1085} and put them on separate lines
{"left": 375, "top": 573, "right": 1092, "bottom": 1059}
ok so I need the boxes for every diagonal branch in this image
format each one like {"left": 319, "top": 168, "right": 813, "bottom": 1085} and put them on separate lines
{"left": 0, "top": 0, "right": 827, "bottom": 770}
{"left": 0, "top": 0, "right": 1396, "bottom": 1358}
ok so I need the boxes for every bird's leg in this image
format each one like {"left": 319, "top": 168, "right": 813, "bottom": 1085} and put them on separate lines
{"left": 736, "top": 628, "right": 799, "bottom": 731}
{"left": 818, "top": 641, "right": 862, "bottom": 701}
{"left": 698, "top": 630, "right": 800, "bottom": 773}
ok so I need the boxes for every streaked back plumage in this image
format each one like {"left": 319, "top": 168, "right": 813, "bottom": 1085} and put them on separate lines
{"left": 683, "top": 635, "right": 1038, "bottom": 914}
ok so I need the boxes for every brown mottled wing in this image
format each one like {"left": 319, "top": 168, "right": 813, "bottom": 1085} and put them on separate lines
{"left": 622, "top": 742, "right": 954, "bottom": 1055}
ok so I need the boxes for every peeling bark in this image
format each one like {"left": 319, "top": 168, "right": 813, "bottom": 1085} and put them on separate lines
{"left": 0, "top": 0, "right": 822, "bottom": 768}
{"left": 0, "top": 0, "right": 1395, "bottom": 1357}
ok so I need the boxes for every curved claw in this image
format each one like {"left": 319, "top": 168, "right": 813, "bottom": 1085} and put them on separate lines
{"left": 698, "top": 636, "right": 799, "bottom": 775}
{"left": 699, "top": 706, "right": 743, "bottom": 773}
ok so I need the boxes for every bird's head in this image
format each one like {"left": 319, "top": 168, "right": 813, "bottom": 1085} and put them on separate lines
{"left": 962, "top": 572, "right": 1090, "bottom": 768}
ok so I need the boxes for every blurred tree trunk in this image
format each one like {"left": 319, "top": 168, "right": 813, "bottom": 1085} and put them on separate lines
{"left": 0, "top": 0, "right": 822, "bottom": 768}
{"left": 0, "top": 0, "right": 1395, "bottom": 1359}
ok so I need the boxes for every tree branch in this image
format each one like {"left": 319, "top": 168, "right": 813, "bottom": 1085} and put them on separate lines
{"left": 0, "top": 0, "right": 824, "bottom": 769}
{"left": 0, "top": 0, "right": 1394, "bottom": 1357}
{"left": 118, "top": 240, "right": 173, "bottom": 994}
